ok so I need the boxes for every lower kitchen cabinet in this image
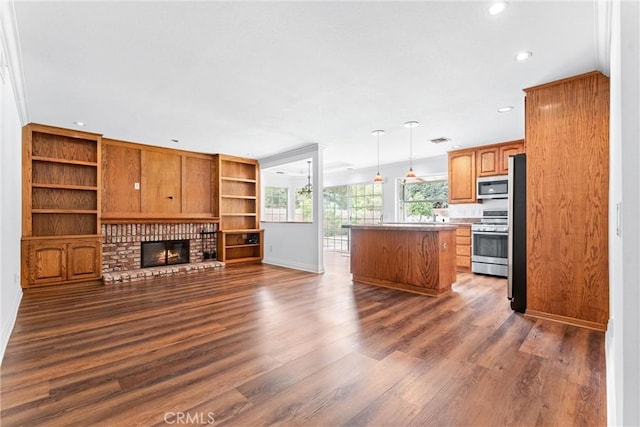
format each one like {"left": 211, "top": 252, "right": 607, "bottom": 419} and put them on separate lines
{"left": 21, "top": 237, "right": 102, "bottom": 288}
{"left": 455, "top": 225, "right": 472, "bottom": 272}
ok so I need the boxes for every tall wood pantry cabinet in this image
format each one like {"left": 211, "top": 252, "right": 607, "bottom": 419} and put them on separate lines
{"left": 524, "top": 71, "right": 609, "bottom": 331}
{"left": 21, "top": 123, "right": 102, "bottom": 288}
{"left": 214, "top": 154, "right": 264, "bottom": 264}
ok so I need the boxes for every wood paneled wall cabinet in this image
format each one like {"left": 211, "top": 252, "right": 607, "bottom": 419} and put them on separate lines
{"left": 455, "top": 224, "right": 471, "bottom": 272}
{"left": 448, "top": 140, "right": 524, "bottom": 204}
{"left": 214, "top": 154, "right": 263, "bottom": 264}
{"left": 21, "top": 123, "right": 103, "bottom": 288}
{"left": 101, "top": 139, "right": 217, "bottom": 222}
{"left": 524, "top": 71, "right": 609, "bottom": 331}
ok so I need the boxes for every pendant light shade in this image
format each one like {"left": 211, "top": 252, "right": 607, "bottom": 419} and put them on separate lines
{"left": 404, "top": 121, "right": 419, "bottom": 178}
{"left": 372, "top": 129, "right": 385, "bottom": 183}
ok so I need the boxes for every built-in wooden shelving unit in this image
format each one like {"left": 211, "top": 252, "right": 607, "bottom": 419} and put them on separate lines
{"left": 21, "top": 123, "right": 103, "bottom": 288}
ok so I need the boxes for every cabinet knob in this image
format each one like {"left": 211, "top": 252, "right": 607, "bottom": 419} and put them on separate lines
{"left": 167, "top": 196, "right": 174, "bottom": 200}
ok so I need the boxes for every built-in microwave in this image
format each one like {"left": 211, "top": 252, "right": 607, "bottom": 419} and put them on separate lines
{"left": 477, "top": 175, "right": 509, "bottom": 200}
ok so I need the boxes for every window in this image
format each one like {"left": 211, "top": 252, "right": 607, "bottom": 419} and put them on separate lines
{"left": 294, "top": 190, "right": 312, "bottom": 222}
{"left": 261, "top": 158, "right": 313, "bottom": 223}
{"left": 323, "top": 183, "right": 383, "bottom": 252}
{"left": 323, "top": 186, "right": 349, "bottom": 252}
{"left": 263, "top": 187, "right": 288, "bottom": 222}
{"left": 399, "top": 177, "right": 448, "bottom": 222}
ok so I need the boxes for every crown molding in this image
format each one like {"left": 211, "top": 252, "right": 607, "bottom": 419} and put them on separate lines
{"left": 0, "top": 0, "right": 29, "bottom": 124}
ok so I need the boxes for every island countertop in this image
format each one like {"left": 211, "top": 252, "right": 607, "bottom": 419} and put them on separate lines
{"left": 342, "top": 223, "right": 459, "bottom": 232}
{"left": 345, "top": 224, "right": 457, "bottom": 297}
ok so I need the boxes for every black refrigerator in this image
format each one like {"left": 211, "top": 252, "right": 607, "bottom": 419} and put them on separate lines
{"left": 508, "top": 153, "right": 526, "bottom": 313}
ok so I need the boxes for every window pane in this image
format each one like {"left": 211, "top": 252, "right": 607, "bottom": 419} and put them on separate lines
{"left": 294, "top": 190, "right": 312, "bottom": 222}
{"left": 323, "top": 182, "right": 383, "bottom": 252}
{"left": 399, "top": 178, "right": 448, "bottom": 222}
{"left": 263, "top": 186, "right": 288, "bottom": 222}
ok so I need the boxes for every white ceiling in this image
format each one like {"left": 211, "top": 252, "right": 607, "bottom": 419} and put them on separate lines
{"left": 13, "top": 1, "right": 600, "bottom": 173}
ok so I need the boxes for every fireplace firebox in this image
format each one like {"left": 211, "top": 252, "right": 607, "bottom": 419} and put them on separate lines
{"left": 141, "top": 240, "right": 190, "bottom": 269}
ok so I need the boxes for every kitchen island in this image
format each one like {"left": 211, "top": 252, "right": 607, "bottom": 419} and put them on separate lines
{"left": 345, "top": 224, "right": 458, "bottom": 296}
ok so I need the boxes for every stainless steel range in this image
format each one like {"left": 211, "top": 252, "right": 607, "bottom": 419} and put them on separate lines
{"left": 472, "top": 209, "right": 508, "bottom": 277}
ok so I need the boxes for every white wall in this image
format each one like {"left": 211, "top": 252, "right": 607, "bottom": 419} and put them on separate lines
{"left": 607, "top": 0, "right": 640, "bottom": 425}
{"left": 259, "top": 144, "right": 324, "bottom": 273}
{"left": 0, "top": 0, "right": 25, "bottom": 363}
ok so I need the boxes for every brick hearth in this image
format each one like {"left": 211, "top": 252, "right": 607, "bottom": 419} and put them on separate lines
{"left": 103, "top": 261, "right": 224, "bottom": 284}
{"left": 101, "top": 222, "right": 223, "bottom": 284}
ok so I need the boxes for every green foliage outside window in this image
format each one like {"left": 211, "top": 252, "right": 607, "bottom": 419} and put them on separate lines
{"left": 400, "top": 179, "right": 448, "bottom": 222}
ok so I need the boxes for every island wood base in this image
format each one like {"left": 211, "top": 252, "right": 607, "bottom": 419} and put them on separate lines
{"left": 348, "top": 225, "right": 457, "bottom": 297}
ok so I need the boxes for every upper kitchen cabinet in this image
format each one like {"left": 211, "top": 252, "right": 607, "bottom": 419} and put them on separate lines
{"left": 476, "top": 146, "right": 499, "bottom": 177}
{"left": 497, "top": 141, "right": 525, "bottom": 175}
{"left": 448, "top": 140, "right": 525, "bottom": 204}
{"left": 476, "top": 140, "right": 524, "bottom": 177}
{"left": 448, "top": 149, "right": 476, "bottom": 204}
{"left": 101, "top": 139, "right": 216, "bottom": 221}
{"left": 524, "top": 71, "right": 609, "bottom": 331}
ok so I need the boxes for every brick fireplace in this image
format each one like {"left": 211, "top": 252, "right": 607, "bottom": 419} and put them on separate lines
{"left": 101, "top": 222, "right": 223, "bottom": 283}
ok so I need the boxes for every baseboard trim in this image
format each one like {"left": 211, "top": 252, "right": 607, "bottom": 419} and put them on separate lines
{"left": 525, "top": 309, "right": 607, "bottom": 332}
{"left": 262, "top": 257, "right": 324, "bottom": 274}
{"left": 1, "top": 289, "right": 23, "bottom": 363}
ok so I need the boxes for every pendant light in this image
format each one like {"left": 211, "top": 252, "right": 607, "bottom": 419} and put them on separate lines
{"left": 298, "top": 160, "right": 312, "bottom": 196}
{"left": 372, "top": 129, "right": 385, "bottom": 183}
{"left": 404, "top": 121, "right": 419, "bottom": 178}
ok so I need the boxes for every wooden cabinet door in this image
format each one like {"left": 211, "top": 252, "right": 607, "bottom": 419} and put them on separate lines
{"left": 498, "top": 141, "right": 525, "bottom": 175}
{"left": 67, "top": 240, "right": 101, "bottom": 281}
{"left": 182, "top": 156, "right": 213, "bottom": 214}
{"left": 102, "top": 142, "right": 141, "bottom": 214}
{"left": 448, "top": 150, "right": 476, "bottom": 204}
{"left": 141, "top": 150, "right": 182, "bottom": 214}
{"left": 29, "top": 242, "right": 67, "bottom": 286}
{"left": 476, "top": 147, "right": 499, "bottom": 177}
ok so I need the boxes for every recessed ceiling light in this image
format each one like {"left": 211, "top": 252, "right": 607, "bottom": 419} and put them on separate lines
{"left": 452, "top": 145, "right": 462, "bottom": 149}
{"left": 489, "top": 2, "right": 508, "bottom": 15}
{"left": 497, "top": 106, "right": 514, "bottom": 113}
{"left": 170, "top": 139, "right": 179, "bottom": 143}
{"left": 276, "top": 171, "right": 285, "bottom": 175}
{"left": 515, "top": 51, "right": 533, "bottom": 61}
{"left": 73, "top": 121, "right": 85, "bottom": 127}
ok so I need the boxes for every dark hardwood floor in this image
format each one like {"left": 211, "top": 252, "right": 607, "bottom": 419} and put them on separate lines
{"left": 1, "top": 252, "right": 606, "bottom": 426}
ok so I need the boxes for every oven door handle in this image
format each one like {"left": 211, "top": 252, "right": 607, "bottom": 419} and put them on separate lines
{"left": 472, "top": 231, "right": 509, "bottom": 236}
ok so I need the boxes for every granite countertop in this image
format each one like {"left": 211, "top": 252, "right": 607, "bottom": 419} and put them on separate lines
{"left": 342, "top": 223, "right": 459, "bottom": 231}
{"left": 447, "top": 218, "right": 482, "bottom": 225}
